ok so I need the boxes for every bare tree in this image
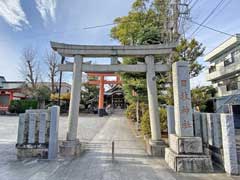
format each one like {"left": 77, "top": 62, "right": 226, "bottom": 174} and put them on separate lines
{"left": 19, "top": 47, "right": 39, "bottom": 89}
{"left": 45, "top": 51, "right": 59, "bottom": 93}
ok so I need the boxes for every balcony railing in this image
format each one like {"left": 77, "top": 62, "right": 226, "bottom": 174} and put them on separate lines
{"left": 207, "top": 60, "right": 240, "bottom": 81}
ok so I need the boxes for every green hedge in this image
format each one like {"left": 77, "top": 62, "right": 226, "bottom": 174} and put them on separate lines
{"left": 140, "top": 110, "right": 151, "bottom": 137}
{"left": 140, "top": 107, "right": 167, "bottom": 137}
{"left": 9, "top": 99, "right": 38, "bottom": 114}
{"left": 126, "top": 101, "right": 168, "bottom": 137}
{"left": 159, "top": 107, "right": 167, "bottom": 131}
{"left": 125, "top": 103, "right": 137, "bottom": 121}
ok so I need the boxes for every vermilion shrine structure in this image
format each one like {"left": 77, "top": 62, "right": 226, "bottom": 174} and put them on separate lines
{"left": 87, "top": 72, "right": 121, "bottom": 116}
{"left": 0, "top": 77, "right": 26, "bottom": 113}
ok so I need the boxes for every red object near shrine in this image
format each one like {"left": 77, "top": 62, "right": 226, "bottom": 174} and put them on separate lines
{"left": 0, "top": 76, "right": 26, "bottom": 113}
{"left": 87, "top": 73, "right": 121, "bottom": 117}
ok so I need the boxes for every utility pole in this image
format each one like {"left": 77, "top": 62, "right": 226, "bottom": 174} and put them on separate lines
{"left": 167, "top": 0, "right": 190, "bottom": 82}
{"left": 58, "top": 56, "right": 65, "bottom": 106}
{"left": 168, "top": 0, "right": 189, "bottom": 43}
{"left": 167, "top": 0, "right": 179, "bottom": 43}
{"left": 172, "top": 0, "right": 180, "bottom": 42}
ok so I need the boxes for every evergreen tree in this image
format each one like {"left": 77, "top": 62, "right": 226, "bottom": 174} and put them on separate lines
{"left": 111, "top": 0, "right": 205, "bottom": 105}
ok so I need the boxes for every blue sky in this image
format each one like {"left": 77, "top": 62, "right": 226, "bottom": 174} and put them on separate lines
{"left": 186, "top": 0, "right": 240, "bottom": 87}
{"left": 0, "top": 0, "right": 239, "bottom": 87}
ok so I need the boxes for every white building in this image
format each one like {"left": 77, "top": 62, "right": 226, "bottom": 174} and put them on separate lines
{"left": 205, "top": 34, "right": 240, "bottom": 119}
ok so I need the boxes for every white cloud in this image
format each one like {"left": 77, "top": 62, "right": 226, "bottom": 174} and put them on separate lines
{"left": 35, "top": 0, "right": 56, "bottom": 23}
{"left": 0, "top": 0, "right": 29, "bottom": 30}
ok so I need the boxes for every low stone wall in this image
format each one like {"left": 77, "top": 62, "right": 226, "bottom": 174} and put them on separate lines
{"left": 167, "top": 106, "right": 239, "bottom": 175}
{"left": 16, "top": 106, "right": 60, "bottom": 160}
{"left": 193, "top": 113, "right": 223, "bottom": 167}
{"left": 193, "top": 112, "right": 239, "bottom": 175}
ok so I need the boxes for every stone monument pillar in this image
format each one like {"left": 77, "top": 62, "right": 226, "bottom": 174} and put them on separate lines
{"left": 145, "top": 55, "right": 165, "bottom": 156}
{"left": 165, "top": 61, "right": 213, "bottom": 172}
{"left": 59, "top": 55, "right": 83, "bottom": 156}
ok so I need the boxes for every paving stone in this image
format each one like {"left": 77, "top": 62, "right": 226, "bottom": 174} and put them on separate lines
{"left": 0, "top": 114, "right": 236, "bottom": 180}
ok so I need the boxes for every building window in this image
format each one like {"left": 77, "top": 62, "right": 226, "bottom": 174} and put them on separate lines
{"left": 226, "top": 77, "right": 238, "bottom": 91}
{"left": 209, "top": 65, "right": 216, "bottom": 73}
{"left": 224, "top": 53, "right": 234, "bottom": 66}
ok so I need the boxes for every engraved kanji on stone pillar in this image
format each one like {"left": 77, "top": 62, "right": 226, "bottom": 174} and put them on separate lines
{"left": 172, "top": 61, "right": 193, "bottom": 137}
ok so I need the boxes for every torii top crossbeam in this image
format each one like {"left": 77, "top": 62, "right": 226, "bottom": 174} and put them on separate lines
{"left": 51, "top": 41, "right": 176, "bottom": 57}
{"left": 87, "top": 73, "right": 121, "bottom": 85}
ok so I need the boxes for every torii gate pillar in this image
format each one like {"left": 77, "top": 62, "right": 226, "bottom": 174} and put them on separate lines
{"left": 98, "top": 75, "right": 105, "bottom": 117}
{"left": 145, "top": 55, "right": 161, "bottom": 141}
{"left": 145, "top": 55, "right": 165, "bottom": 156}
{"left": 59, "top": 55, "right": 82, "bottom": 156}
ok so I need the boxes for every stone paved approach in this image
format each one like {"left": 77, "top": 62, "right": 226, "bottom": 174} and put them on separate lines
{"left": 0, "top": 112, "right": 239, "bottom": 180}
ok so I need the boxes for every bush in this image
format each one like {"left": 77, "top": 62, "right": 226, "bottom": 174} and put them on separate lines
{"left": 159, "top": 107, "right": 167, "bottom": 131}
{"left": 140, "top": 110, "right": 151, "bottom": 137}
{"left": 125, "top": 102, "right": 168, "bottom": 136}
{"left": 139, "top": 102, "right": 148, "bottom": 117}
{"left": 140, "top": 107, "right": 168, "bottom": 137}
{"left": 9, "top": 99, "right": 38, "bottom": 114}
{"left": 126, "top": 103, "right": 136, "bottom": 121}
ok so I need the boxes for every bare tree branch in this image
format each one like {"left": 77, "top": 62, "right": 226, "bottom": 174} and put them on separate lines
{"left": 45, "top": 51, "right": 59, "bottom": 93}
{"left": 19, "top": 47, "right": 39, "bottom": 89}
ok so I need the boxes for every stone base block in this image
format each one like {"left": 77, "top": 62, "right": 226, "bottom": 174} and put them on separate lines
{"left": 169, "top": 134, "right": 203, "bottom": 154}
{"left": 17, "top": 148, "right": 48, "bottom": 159}
{"left": 165, "top": 148, "right": 213, "bottom": 173}
{"left": 59, "top": 140, "right": 83, "bottom": 157}
{"left": 146, "top": 139, "right": 165, "bottom": 157}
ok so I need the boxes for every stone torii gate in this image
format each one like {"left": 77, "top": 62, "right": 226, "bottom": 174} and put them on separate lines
{"left": 87, "top": 73, "right": 121, "bottom": 116}
{"left": 51, "top": 41, "right": 175, "bottom": 156}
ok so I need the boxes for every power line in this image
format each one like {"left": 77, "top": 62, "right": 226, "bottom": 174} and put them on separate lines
{"left": 189, "top": 0, "right": 226, "bottom": 38}
{"left": 187, "top": 19, "right": 234, "bottom": 37}
{"left": 207, "top": 0, "right": 233, "bottom": 22}
{"left": 0, "top": 22, "right": 118, "bottom": 43}
{"left": 83, "top": 23, "right": 117, "bottom": 30}
{"left": 84, "top": 15, "right": 235, "bottom": 38}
